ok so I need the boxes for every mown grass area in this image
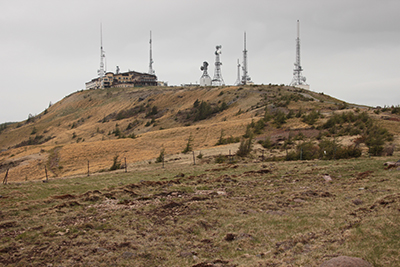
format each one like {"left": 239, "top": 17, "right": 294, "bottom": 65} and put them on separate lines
{"left": 0, "top": 155, "right": 400, "bottom": 266}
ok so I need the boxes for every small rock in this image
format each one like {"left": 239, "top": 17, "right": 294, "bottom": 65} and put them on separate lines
{"left": 224, "top": 233, "right": 236, "bottom": 241}
{"left": 180, "top": 251, "right": 193, "bottom": 258}
{"left": 352, "top": 199, "right": 363, "bottom": 205}
{"left": 323, "top": 174, "right": 332, "bottom": 182}
{"left": 122, "top": 251, "right": 134, "bottom": 259}
{"left": 96, "top": 247, "right": 108, "bottom": 253}
{"left": 319, "top": 256, "right": 373, "bottom": 267}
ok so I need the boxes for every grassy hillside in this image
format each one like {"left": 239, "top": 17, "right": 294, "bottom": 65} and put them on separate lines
{"left": 0, "top": 84, "right": 399, "bottom": 181}
{"left": 1, "top": 85, "right": 400, "bottom": 266}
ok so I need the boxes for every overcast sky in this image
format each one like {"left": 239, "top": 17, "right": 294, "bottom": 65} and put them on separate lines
{"left": 1, "top": 0, "right": 399, "bottom": 123}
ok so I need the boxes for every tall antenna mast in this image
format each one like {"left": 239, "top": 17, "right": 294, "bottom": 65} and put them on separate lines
{"left": 148, "top": 31, "right": 155, "bottom": 75}
{"left": 289, "top": 20, "right": 308, "bottom": 88}
{"left": 241, "top": 32, "right": 252, "bottom": 85}
{"left": 97, "top": 23, "right": 106, "bottom": 89}
{"left": 234, "top": 59, "right": 241, "bottom": 85}
{"left": 212, "top": 45, "right": 224, "bottom": 86}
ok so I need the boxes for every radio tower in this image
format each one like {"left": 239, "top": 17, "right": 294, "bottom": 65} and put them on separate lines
{"left": 212, "top": 45, "right": 224, "bottom": 86}
{"left": 289, "top": 20, "right": 308, "bottom": 88}
{"left": 148, "top": 31, "right": 155, "bottom": 75}
{"left": 97, "top": 24, "right": 106, "bottom": 89}
{"left": 234, "top": 59, "right": 241, "bottom": 85}
{"left": 241, "top": 32, "right": 252, "bottom": 85}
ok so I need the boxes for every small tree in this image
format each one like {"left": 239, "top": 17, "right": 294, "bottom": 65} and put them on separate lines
{"left": 236, "top": 134, "right": 253, "bottom": 157}
{"left": 182, "top": 133, "right": 194, "bottom": 154}
{"left": 155, "top": 147, "right": 165, "bottom": 163}
{"left": 365, "top": 125, "right": 385, "bottom": 156}
{"left": 216, "top": 130, "right": 225, "bottom": 145}
{"left": 110, "top": 155, "right": 122, "bottom": 171}
{"left": 273, "top": 110, "right": 287, "bottom": 128}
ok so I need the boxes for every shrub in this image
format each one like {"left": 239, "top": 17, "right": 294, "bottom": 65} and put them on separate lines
{"left": 364, "top": 125, "right": 386, "bottom": 156}
{"left": 286, "top": 141, "right": 319, "bottom": 161}
{"left": 302, "top": 110, "right": 320, "bottom": 125}
{"left": 145, "top": 106, "right": 158, "bottom": 118}
{"left": 236, "top": 134, "right": 253, "bottom": 157}
{"left": 31, "top": 127, "right": 37, "bottom": 135}
{"left": 194, "top": 101, "right": 213, "bottom": 121}
{"left": 215, "top": 154, "right": 226, "bottom": 163}
{"left": 182, "top": 133, "right": 194, "bottom": 154}
{"left": 155, "top": 148, "right": 165, "bottom": 163}
{"left": 273, "top": 110, "right": 287, "bottom": 128}
{"left": 259, "top": 136, "right": 273, "bottom": 149}
{"left": 109, "top": 155, "right": 122, "bottom": 171}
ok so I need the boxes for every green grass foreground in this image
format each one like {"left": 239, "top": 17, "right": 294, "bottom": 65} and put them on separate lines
{"left": 1, "top": 156, "right": 399, "bottom": 266}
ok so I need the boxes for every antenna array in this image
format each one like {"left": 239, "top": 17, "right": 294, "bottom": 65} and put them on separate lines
{"left": 241, "top": 32, "right": 252, "bottom": 85}
{"left": 289, "top": 20, "right": 308, "bottom": 88}
{"left": 212, "top": 45, "right": 224, "bottom": 86}
{"left": 148, "top": 31, "right": 155, "bottom": 75}
{"left": 97, "top": 24, "right": 106, "bottom": 89}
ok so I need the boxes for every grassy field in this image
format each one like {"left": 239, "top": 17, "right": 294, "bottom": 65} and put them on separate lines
{"left": 1, "top": 154, "right": 399, "bottom": 266}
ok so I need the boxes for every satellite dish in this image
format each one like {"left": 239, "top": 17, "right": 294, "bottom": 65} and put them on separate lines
{"left": 201, "top": 61, "right": 208, "bottom": 71}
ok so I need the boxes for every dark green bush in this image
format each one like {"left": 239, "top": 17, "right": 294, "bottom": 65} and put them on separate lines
{"left": 236, "top": 135, "right": 253, "bottom": 157}
{"left": 302, "top": 110, "right": 320, "bottom": 125}
{"left": 109, "top": 155, "right": 122, "bottom": 171}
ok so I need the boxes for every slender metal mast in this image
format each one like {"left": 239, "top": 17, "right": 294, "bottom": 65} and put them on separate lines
{"left": 148, "top": 31, "right": 155, "bottom": 75}
{"left": 97, "top": 24, "right": 106, "bottom": 89}
{"left": 241, "top": 32, "right": 252, "bottom": 85}
{"left": 290, "top": 20, "right": 307, "bottom": 87}
{"left": 235, "top": 59, "right": 241, "bottom": 85}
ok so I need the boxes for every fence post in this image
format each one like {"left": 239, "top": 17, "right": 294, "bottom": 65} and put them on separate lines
{"left": 3, "top": 169, "right": 9, "bottom": 185}
{"left": 45, "top": 165, "right": 48, "bottom": 182}
{"left": 125, "top": 157, "right": 127, "bottom": 173}
{"left": 162, "top": 154, "right": 165, "bottom": 168}
{"left": 192, "top": 151, "right": 196, "bottom": 165}
{"left": 87, "top": 160, "right": 90, "bottom": 176}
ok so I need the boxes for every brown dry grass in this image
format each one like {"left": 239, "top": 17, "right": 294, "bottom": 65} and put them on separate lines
{"left": 0, "top": 85, "right": 399, "bottom": 184}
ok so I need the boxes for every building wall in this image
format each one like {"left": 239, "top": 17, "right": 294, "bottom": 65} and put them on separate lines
{"left": 85, "top": 71, "right": 157, "bottom": 90}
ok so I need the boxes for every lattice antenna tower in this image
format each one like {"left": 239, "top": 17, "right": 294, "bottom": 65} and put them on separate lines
{"left": 234, "top": 59, "right": 241, "bottom": 85}
{"left": 97, "top": 24, "right": 106, "bottom": 88}
{"left": 241, "top": 32, "right": 252, "bottom": 85}
{"left": 212, "top": 45, "right": 224, "bottom": 86}
{"left": 97, "top": 24, "right": 106, "bottom": 89}
{"left": 289, "top": 20, "right": 307, "bottom": 87}
{"left": 148, "top": 31, "right": 155, "bottom": 75}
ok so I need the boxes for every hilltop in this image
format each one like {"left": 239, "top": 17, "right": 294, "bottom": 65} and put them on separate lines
{"left": 0, "top": 84, "right": 399, "bottom": 181}
{"left": 1, "top": 84, "right": 400, "bottom": 266}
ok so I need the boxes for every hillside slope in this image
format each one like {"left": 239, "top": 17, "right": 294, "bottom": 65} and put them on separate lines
{"left": 0, "top": 85, "right": 399, "bottom": 181}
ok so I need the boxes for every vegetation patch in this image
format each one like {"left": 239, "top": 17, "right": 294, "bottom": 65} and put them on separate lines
{"left": 14, "top": 135, "right": 54, "bottom": 148}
